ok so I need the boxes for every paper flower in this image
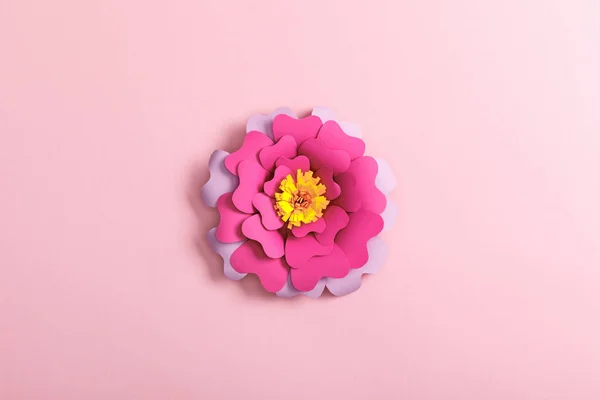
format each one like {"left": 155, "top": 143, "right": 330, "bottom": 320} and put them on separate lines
{"left": 202, "top": 107, "right": 397, "bottom": 297}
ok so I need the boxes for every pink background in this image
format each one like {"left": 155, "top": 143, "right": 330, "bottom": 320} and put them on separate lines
{"left": 1, "top": 0, "right": 600, "bottom": 399}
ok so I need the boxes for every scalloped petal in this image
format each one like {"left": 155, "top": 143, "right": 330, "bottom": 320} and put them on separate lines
{"left": 326, "top": 236, "right": 388, "bottom": 296}
{"left": 201, "top": 150, "right": 239, "bottom": 208}
{"left": 272, "top": 114, "right": 322, "bottom": 145}
{"left": 276, "top": 276, "right": 326, "bottom": 298}
{"left": 290, "top": 244, "right": 351, "bottom": 291}
{"left": 231, "top": 160, "right": 269, "bottom": 214}
{"left": 230, "top": 240, "right": 288, "bottom": 293}
{"left": 207, "top": 228, "right": 246, "bottom": 280}
{"left": 241, "top": 214, "right": 285, "bottom": 259}
{"left": 246, "top": 107, "right": 297, "bottom": 140}
{"left": 225, "top": 131, "right": 273, "bottom": 176}
{"left": 375, "top": 157, "right": 397, "bottom": 195}
{"left": 259, "top": 135, "right": 297, "bottom": 171}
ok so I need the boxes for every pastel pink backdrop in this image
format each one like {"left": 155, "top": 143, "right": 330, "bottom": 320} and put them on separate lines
{"left": 1, "top": 0, "right": 599, "bottom": 399}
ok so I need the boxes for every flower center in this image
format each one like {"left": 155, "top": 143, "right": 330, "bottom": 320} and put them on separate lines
{"left": 274, "top": 170, "right": 329, "bottom": 229}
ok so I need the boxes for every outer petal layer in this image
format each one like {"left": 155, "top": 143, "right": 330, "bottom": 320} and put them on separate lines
{"left": 276, "top": 276, "right": 326, "bottom": 298}
{"left": 202, "top": 150, "right": 239, "bottom": 208}
{"left": 326, "top": 236, "right": 388, "bottom": 296}
{"left": 335, "top": 156, "right": 386, "bottom": 213}
{"left": 375, "top": 157, "right": 397, "bottom": 195}
{"left": 246, "top": 107, "right": 297, "bottom": 140}
{"left": 317, "top": 120, "right": 365, "bottom": 160}
{"left": 230, "top": 241, "right": 288, "bottom": 292}
{"left": 335, "top": 210, "right": 384, "bottom": 270}
{"left": 207, "top": 228, "right": 246, "bottom": 280}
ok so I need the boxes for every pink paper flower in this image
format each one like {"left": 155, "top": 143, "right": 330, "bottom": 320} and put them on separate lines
{"left": 202, "top": 107, "right": 397, "bottom": 297}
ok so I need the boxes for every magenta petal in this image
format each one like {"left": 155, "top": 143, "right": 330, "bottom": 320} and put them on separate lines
{"left": 317, "top": 120, "right": 365, "bottom": 160}
{"left": 230, "top": 240, "right": 288, "bottom": 292}
{"left": 314, "top": 206, "right": 349, "bottom": 246}
{"left": 252, "top": 193, "right": 283, "bottom": 230}
{"left": 290, "top": 245, "right": 351, "bottom": 291}
{"left": 263, "top": 165, "right": 293, "bottom": 197}
{"left": 298, "top": 139, "right": 351, "bottom": 174}
{"left": 259, "top": 135, "right": 297, "bottom": 171}
{"left": 291, "top": 218, "right": 326, "bottom": 238}
{"left": 335, "top": 210, "right": 384, "bottom": 270}
{"left": 335, "top": 156, "right": 387, "bottom": 214}
{"left": 275, "top": 155, "right": 310, "bottom": 173}
{"left": 216, "top": 193, "right": 250, "bottom": 243}
{"left": 241, "top": 214, "right": 285, "bottom": 258}
{"left": 225, "top": 131, "right": 273, "bottom": 176}
{"left": 232, "top": 160, "right": 270, "bottom": 214}
{"left": 314, "top": 166, "right": 341, "bottom": 200}
{"left": 285, "top": 235, "right": 333, "bottom": 269}
{"left": 272, "top": 114, "right": 322, "bottom": 145}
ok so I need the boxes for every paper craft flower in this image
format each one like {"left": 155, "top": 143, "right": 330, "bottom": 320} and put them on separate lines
{"left": 202, "top": 107, "right": 397, "bottom": 297}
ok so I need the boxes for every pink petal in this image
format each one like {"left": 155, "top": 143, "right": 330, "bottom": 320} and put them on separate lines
{"left": 241, "top": 214, "right": 285, "bottom": 258}
{"left": 285, "top": 235, "right": 333, "bottom": 269}
{"left": 314, "top": 166, "right": 341, "bottom": 200}
{"left": 230, "top": 240, "right": 288, "bottom": 292}
{"left": 290, "top": 245, "right": 351, "bottom": 291}
{"left": 263, "top": 165, "right": 293, "bottom": 197}
{"left": 225, "top": 131, "right": 273, "bottom": 176}
{"left": 232, "top": 160, "right": 270, "bottom": 214}
{"left": 314, "top": 206, "right": 349, "bottom": 246}
{"left": 275, "top": 155, "right": 310, "bottom": 173}
{"left": 272, "top": 114, "right": 322, "bottom": 145}
{"left": 335, "top": 210, "right": 384, "bottom": 270}
{"left": 317, "top": 120, "right": 365, "bottom": 160}
{"left": 216, "top": 193, "right": 250, "bottom": 243}
{"left": 259, "top": 135, "right": 297, "bottom": 171}
{"left": 298, "top": 139, "right": 351, "bottom": 175}
{"left": 334, "top": 156, "right": 387, "bottom": 214}
{"left": 252, "top": 193, "right": 283, "bottom": 230}
{"left": 291, "top": 218, "right": 326, "bottom": 238}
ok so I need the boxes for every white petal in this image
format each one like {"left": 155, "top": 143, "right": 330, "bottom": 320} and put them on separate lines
{"left": 311, "top": 106, "right": 337, "bottom": 122}
{"left": 326, "top": 237, "right": 388, "bottom": 296}
{"left": 339, "top": 121, "right": 363, "bottom": 138}
{"left": 375, "top": 157, "right": 397, "bottom": 195}
{"left": 381, "top": 200, "right": 398, "bottom": 232}
{"left": 207, "top": 228, "right": 247, "bottom": 280}
{"left": 246, "top": 107, "right": 297, "bottom": 140}
{"left": 276, "top": 276, "right": 326, "bottom": 298}
{"left": 201, "top": 150, "right": 239, "bottom": 208}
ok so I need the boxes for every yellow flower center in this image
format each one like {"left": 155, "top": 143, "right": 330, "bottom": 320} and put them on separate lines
{"left": 274, "top": 170, "right": 329, "bottom": 229}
